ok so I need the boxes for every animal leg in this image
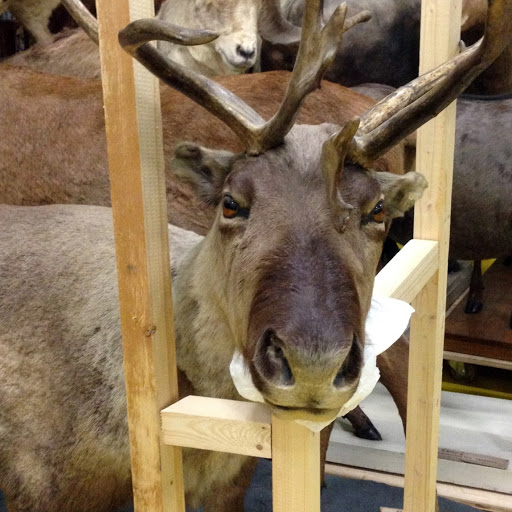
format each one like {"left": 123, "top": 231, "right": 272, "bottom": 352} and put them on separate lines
{"left": 343, "top": 406, "right": 382, "bottom": 441}
{"left": 464, "top": 260, "right": 484, "bottom": 314}
{"left": 320, "top": 422, "right": 335, "bottom": 485}
{"left": 448, "top": 259, "right": 461, "bottom": 273}
{"left": 380, "top": 237, "right": 400, "bottom": 267}
{"left": 377, "top": 334, "right": 409, "bottom": 433}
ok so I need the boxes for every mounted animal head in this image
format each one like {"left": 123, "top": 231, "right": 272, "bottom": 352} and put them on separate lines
{"left": 119, "top": 0, "right": 511, "bottom": 421}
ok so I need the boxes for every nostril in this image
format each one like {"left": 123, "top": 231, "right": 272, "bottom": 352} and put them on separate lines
{"left": 333, "top": 336, "right": 363, "bottom": 388}
{"left": 236, "top": 44, "right": 256, "bottom": 60}
{"left": 258, "top": 330, "right": 294, "bottom": 386}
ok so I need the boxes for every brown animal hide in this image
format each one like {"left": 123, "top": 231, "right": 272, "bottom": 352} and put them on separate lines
{"left": 0, "top": 66, "right": 407, "bottom": 236}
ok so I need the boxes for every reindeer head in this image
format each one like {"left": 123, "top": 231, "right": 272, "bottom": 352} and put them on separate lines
{"left": 120, "top": 0, "right": 510, "bottom": 421}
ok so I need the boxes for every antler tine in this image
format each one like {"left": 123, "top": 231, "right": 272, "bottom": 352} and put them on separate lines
{"left": 257, "top": 3, "right": 371, "bottom": 150}
{"left": 348, "top": 0, "right": 512, "bottom": 166}
{"left": 322, "top": 118, "right": 360, "bottom": 232}
{"left": 60, "top": 0, "right": 98, "bottom": 43}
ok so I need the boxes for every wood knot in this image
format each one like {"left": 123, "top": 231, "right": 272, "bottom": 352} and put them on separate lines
{"left": 144, "top": 325, "right": 157, "bottom": 337}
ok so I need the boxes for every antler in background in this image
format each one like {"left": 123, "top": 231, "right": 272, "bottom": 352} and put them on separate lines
{"left": 119, "top": 0, "right": 370, "bottom": 155}
{"left": 347, "top": 0, "right": 512, "bottom": 166}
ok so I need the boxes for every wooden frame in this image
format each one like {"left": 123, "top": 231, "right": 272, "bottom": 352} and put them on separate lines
{"left": 95, "top": 0, "right": 461, "bottom": 510}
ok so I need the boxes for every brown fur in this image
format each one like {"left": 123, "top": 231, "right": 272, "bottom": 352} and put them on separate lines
{"left": 5, "top": 28, "right": 101, "bottom": 78}
{"left": 0, "top": 66, "right": 407, "bottom": 236}
{"left": 354, "top": 83, "right": 512, "bottom": 263}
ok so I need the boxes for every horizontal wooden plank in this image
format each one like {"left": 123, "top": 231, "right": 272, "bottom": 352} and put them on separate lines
{"left": 443, "top": 351, "right": 512, "bottom": 371}
{"left": 161, "top": 396, "right": 271, "bottom": 458}
{"left": 374, "top": 239, "right": 439, "bottom": 302}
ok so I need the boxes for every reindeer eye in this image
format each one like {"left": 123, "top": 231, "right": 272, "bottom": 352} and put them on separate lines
{"left": 223, "top": 196, "right": 239, "bottom": 218}
{"left": 222, "top": 195, "right": 250, "bottom": 219}
{"left": 372, "top": 201, "right": 385, "bottom": 223}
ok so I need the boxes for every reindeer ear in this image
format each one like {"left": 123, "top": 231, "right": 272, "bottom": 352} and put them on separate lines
{"left": 373, "top": 171, "right": 428, "bottom": 218}
{"left": 172, "top": 143, "right": 241, "bottom": 205}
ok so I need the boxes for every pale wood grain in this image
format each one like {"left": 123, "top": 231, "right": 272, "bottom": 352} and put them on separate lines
{"left": 272, "top": 417, "right": 321, "bottom": 512}
{"left": 162, "top": 397, "right": 272, "bottom": 458}
{"left": 95, "top": 0, "right": 185, "bottom": 510}
{"left": 374, "top": 239, "right": 438, "bottom": 302}
{"left": 443, "top": 351, "right": 512, "bottom": 371}
{"left": 404, "top": 1, "right": 462, "bottom": 511}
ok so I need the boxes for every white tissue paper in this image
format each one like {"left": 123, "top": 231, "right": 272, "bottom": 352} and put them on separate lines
{"left": 229, "top": 295, "right": 414, "bottom": 432}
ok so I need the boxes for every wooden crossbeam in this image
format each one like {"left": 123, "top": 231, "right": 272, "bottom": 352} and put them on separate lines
{"left": 162, "top": 396, "right": 271, "bottom": 458}
{"left": 374, "top": 239, "right": 438, "bottom": 302}
{"left": 160, "top": 238, "right": 441, "bottom": 462}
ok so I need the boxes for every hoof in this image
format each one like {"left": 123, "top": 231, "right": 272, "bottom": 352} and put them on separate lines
{"left": 448, "top": 260, "right": 461, "bottom": 273}
{"left": 354, "top": 423, "right": 382, "bottom": 441}
{"left": 464, "top": 298, "right": 483, "bottom": 314}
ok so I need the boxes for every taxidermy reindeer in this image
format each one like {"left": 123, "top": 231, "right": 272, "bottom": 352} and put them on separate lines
{"left": 0, "top": 5, "right": 404, "bottom": 441}
{"left": 0, "top": 1, "right": 509, "bottom": 511}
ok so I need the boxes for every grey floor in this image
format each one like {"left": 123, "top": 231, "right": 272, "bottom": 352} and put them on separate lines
{"left": 1, "top": 459, "right": 482, "bottom": 512}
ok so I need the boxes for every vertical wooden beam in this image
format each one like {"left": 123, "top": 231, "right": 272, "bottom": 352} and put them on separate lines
{"left": 272, "top": 417, "right": 321, "bottom": 512}
{"left": 404, "top": 1, "right": 461, "bottom": 511}
{"left": 95, "top": 0, "right": 185, "bottom": 511}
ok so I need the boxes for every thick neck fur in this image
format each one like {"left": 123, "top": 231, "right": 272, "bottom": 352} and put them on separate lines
{"left": 172, "top": 239, "right": 242, "bottom": 400}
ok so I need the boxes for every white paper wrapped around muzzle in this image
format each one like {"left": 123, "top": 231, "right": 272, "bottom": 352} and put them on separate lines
{"left": 229, "top": 295, "right": 414, "bottom": 432}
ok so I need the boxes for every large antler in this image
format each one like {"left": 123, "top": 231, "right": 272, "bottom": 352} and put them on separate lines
{"left": 347, "top": 0, "right": 512, "bottom": 166}
{"left": 118, "top": 0, "right": 370, "bottom": 155}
